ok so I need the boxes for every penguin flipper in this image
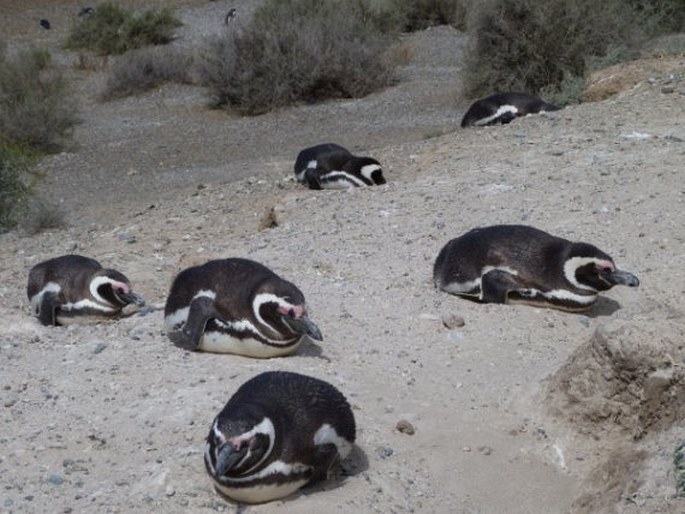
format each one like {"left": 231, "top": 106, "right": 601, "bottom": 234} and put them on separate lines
{"left": 181, "top": 296, "right": 220, "bottom": 350}
{"left": 310, "top": 443, "right": 341, "bottom": 483}
{"left": 304, "top": 168, "right": 323, "bottom": 190}
{"left": 480, "top": 269, "right": 520, "bottom": 304}
{"left": 37, "top": 292, "right": 59, "bottom": 326}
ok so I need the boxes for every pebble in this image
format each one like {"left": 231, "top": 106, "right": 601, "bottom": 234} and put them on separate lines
{"left": 3, "top": 499, "right": 13, "bottom": 507}
{"left": 377, "top": 446, "right": 394, "bottom": 459}
{"left": 441, "top": 313, "right": 465, "bottom": 329}
{"left": 478, "top": 446, "right": 493, "bottom": 456}
{"left": 93, "top": 342, "right": 107, "bottom": 354}
{"left": 165, "top": 486, "right": 175, "bottom": 497}
{"left": 396, "top": 419, "right": 415, "bottom": 435}
{"left": 662, "top": 86, "right": 675, "bottom": 94}
{"left": 47, "top": 474, "right": 64, "bottom": 485}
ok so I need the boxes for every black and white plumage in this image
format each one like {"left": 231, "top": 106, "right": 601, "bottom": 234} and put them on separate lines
{"left": 27, "top": 254, "right": 145, "bottom": 326}
{"left": 294, "top": 143, "right": 386, "bottom": 190}
{"left": 164, "top": 258, "right": 322, "bottom": 358}
{"left": 433, "top": 225, "right": 640, "bottom": 311}
{"left": 205, "top": 371, "right": 356, "bottom": 504}
{"left": 224, "top": 8, "right": 237, "bottom": 25}
{"left": 39, "top": 19, "right": 51, "bottom": 30}
{"left": 460, "top": 92, "right": 559, "bottom": 128}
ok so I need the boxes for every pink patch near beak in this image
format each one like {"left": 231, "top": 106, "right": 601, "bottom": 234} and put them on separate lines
{"left": 114, "top": 281, "right": 130, "bottom": 294}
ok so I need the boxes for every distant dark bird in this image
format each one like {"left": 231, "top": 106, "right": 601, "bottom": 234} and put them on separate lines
{"left": 460, "top": 92, "right": 559, "bottom": 128}
{"left": 433, "top": 225, "right": 640, "bottom": 311}
{"left": 205, "top": 371, "right": 356, "bottom": 503}
{"left": 39, "top": 19, "right": 51, "bottom": 30}
{"left": 224, "top": 8, "right": 237, "bottom": 25}
{"left": 164, "top": 258, "right": 322, "bottom": 357}
{"left": 78, "top": 7, "right": 95, "bottom": 17}
{"left": 294, "top": 143, "right": 386, "bottom": 190}
{"left": 27, "top": 255, "right": 146, "bottom": 326}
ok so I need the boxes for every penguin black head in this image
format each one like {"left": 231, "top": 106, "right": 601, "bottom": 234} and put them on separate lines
{"left": 344, "top": 157, "right": 385, "bottom": 186}
{"left": 39, "top": 19, "right": 51, "bottom": 30}
{"left": 256, "top": 278, "right": 322, "bottom": 341}
{"left": 92, "top": 269, "right": 146, "bottom": 308}
{"left": 224, "top": 8, "right": 237, "bottom": 25}
{"left": 564, "top": 243, "right": 640, "bottom": 293}
{"left": 206, "top": 403, "right": 274, "bottom": 480}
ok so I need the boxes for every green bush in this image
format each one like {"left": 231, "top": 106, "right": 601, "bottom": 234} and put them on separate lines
{"left": 64, "top": 1, "right": 182, "bottom": 56}
{"left": 0, "top": 145, "right": 37, "bottom": 232}
{"left": 0, "top": 45, "right": 78, "bottom": 152}
{"left": 102, "top": 46, "right": 195, "bottom": 100}
{"left": 200, "top": 0, "right": 396, "bottom": 115}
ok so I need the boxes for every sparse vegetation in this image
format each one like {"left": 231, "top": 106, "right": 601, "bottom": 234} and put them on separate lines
{"left": 460, "top": 0, "right": 683, "bottom": 102}
{"left": 102, "top": 46, "right": 195, "bottom": 100}
{"left": 0, "top": 145, "right": 37, "bottom": 232}
{"left": 379, "top": 0, "right": 472, "bottom": 31}
{"left": 64, "top": 2, "right": 182, "bottom": 56}
{"left": 21, "top": 196, "right": 68, "bottom": 234}
{"left": 0, "top": 45, "right": 78, "bottom": 152}
{"left": 200, "top": 0, "right": 397, "bottom": 115}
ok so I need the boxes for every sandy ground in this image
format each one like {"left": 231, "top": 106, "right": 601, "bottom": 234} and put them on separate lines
{"left": 2, "top": 2, "right": 685, "bottom": 513}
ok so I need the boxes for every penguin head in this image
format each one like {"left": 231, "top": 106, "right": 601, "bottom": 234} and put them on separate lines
{"left": 564, "top": 243, "right": 640, "bottom": 292}
{"left": 253, "top": 280, "right": 323, "bottom": 341}
{"left": 91, "top": 270, "right": 146, "bottom": 307}
{"left": 345, "top": 157, "right": 385, "bottom": 186}
{"left": 206, "top": 404, "right": 275, "bottom": 479}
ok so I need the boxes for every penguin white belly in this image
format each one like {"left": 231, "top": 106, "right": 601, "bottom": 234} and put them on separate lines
{"left": 199, "top": 331, "right": 303, "bottom": 358}
{"left": 213, "top": 460, "right": 311, "bottom": 503}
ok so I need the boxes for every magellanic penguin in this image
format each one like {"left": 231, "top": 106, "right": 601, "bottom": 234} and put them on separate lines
{"left": 433, "top": 225, "right": 640, "bottom": 311}
{"left": 460, "top": 92, "right": 559, "bottom": 128}
{"left": 164, "top": 258, "right": 322, "bottom": 358}
{"left": 293, "top": 143, "right": 386, "bottom": 190}
{"left": 27, "top": 254, "right": 146, "bottom": 326}
{"left": 205, "top": 371, "right": 356, "bottom": 504}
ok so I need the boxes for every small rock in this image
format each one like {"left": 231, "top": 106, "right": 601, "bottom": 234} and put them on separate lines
{"left": 47, "top": 474, "right": 64, "bottom": 485}
{"left": 662, "top": 86, "right": 675, "bottom": 94}
{"left": 396, "top": 419, "right": 415, "bottom": 435}
{"left": 165, "top": 486, "right": 175, "bottom": 497}
{"left": 441, "top": 313, "right": 465, "bottom": 329}
{"left": 462, "top": 446, "right": 471, "bottom": 452}
{"left": 3, "top": 500, "right": 13, "bottom": 508}
{"left": 377, "top": 446, "right": 394, "bottom": 459}
{"left": 478, "top": 446, "right": 493, "bottom": 456}
{"left": 93, "top": 342, "right": 107, "bottom": 354}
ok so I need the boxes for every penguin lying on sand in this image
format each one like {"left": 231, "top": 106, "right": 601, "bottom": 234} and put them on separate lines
{"left": 294, "top": 143, "right": 385, "bottom": 190}
{"left": 205, "top": 371, "right": 356, "bottom": 504}
{"left": 433, "top": 225, "right": 639, "bottom": 311}
{"left": 27, "top": 254, "right": 145, "bottom": 325}
{"left": 461, "top": 92, "right": 559, "bottom": 128}
{"left": 164, "top": 258, "right": 322, "bottom": 358}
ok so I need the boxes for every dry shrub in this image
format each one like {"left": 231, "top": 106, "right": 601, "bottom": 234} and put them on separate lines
{"left": 0, "top": 45, "right": 78, "bottom": 152}
{"left": 64, "top": 1, "right": 182, "bottom": 56}
{"left": 0, "top": 145, "right": 37, "bottom": 232}
{"left": 21, "top": 197, "right": 68, "bottom": 234}
{"left": 102, "top": 46, "right": 194, "bottom": 100}
{"left": 381, "top": 0, "right": 473, "bottom": 31}
{"left": 461, "top": 0, "right": 648, "bottom": 100}
{"left": 200, "top": 0, "right": 396, "bottom": 115}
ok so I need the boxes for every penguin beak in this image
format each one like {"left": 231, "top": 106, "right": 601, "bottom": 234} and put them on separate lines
{"left": 283, "top": 313, "right": 323, "bottom": 341}
{"left": 215, "top": 443, "right": 248, "bottom": 476}
{"left": 118, "top": 291, "right": 146, "bottom": 306}
{"left": 606, "top": 269, "right": 640, "bottom": 287}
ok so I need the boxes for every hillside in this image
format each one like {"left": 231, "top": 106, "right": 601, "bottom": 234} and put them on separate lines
{"left": 1, "top": 1, "right": 685, "bottom": 513}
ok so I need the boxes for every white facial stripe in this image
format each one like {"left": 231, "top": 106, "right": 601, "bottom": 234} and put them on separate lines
{"left": 563, "top": 257, "right": 606, "bottom": 291}
{"left": 360, "top": 164, "right": 381, "bottom": 181}
{"left": 253, "top": 293, "right": 297, "bottom": 332}
{"left": 30, "top": 282, "right": 61, "bottom": 314}
{"left": 193, "top": 289, "right": 216, "bottom": 300}
{"left": 313, "top": 423, "right": 352, "bottom": 460}
{"left": 474, "top": 105, "right": 518, "bottom": 126}
{"left": 237, "top": 418, "right": 275, "bottom": 475}
{"left": 89, "top": 275, "right": 117, "bottom": 304}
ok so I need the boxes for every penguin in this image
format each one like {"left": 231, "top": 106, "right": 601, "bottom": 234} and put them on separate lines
{"left": 39, "top": 19, "right": 51, "bottom": 30}
{"left": 164, "top": 258, "right": 322, "bottom": 358}
{"left": 205, "top": 371, "right": 356, "bottom": 504}
{"left": 293, "top": 143, "right": 386, "bottom": 190}
{"left": 433, "top": 225, "right": 640, "bottom": 311}
{"left": 27, "top": 254, "right": 146, "bottom": 326}
{"left": 224, "top": 8, "right": 237, "bottom": 25}
{"left": 460, "top": 92, "right": 559, "bottom": 128}
{"left": 78, "top": 7, "right": 95, "bottom": 17}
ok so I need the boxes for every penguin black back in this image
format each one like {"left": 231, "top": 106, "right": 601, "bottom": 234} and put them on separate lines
{"left": 434, "top": 225, "right": 639, "bottom": 311}
{"left": 205, "top": 371, "right": 356, "bottom": 504}
{"left": 461, "top": 92, "right": 559, "bottom": 128}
